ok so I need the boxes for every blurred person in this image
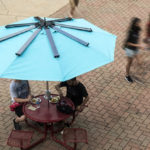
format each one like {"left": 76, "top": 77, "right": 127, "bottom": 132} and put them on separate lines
{"left": 10, "top": 80, "right": 31, "bottom": 130}
{"left": 144, "top": 14, "right": 150, "bottom": 49}
{"left": 123, "top": 17, "right": 144, "bottom": 83}
{"left": 55, "top": 77, "right": 89, "bottom": 111}
{"left": 69, "top": 0, "right": 79, "bottom": 18}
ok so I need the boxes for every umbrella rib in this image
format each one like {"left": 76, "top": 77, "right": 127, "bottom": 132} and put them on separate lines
{"left": 16, "top": 27, "right": 41, "bottom": 56}
{"left": 5, "top": 17, "right": 72, "bottom": 29}
{"left": 0, "top": 25, "right": 36, "bottom": 42}
{"left": 45, "top": 27, "right": 60, "bottom": 58}
{"left": 47, "top": 17, "right": 72, "bottom": 23}
{"left": 34, "top": 16, "right": 45, "bottom": 22}
{"left": 34, "top": 16, "right": 46, "bottom": 27}
{"left": 54, "top": 23, "right": 92, "bottom": 32}
{"left": 5, "top": 23, "right": 38, "bottom": 28}
{"left": 51, "top": 26, "right": 89, "bottom": 46}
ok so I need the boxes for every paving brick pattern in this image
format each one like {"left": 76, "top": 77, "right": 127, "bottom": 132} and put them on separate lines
{"left": 1, "top": 0, "right": 150, "bottom": 150}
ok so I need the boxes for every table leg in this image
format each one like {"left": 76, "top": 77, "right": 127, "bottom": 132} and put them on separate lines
{"left": 22, "top": 123, "right": 48, "bottom": 150}
{"left": 51, "top": 123, "right": 74, "bottom": 150}
{"left": 49, "top": 122, "right": 65, "bottom": 134}
{"left": 70, "top": 113, "right": 75, "bottom": 126}
{"left": 50, "top": 113, "right": 75, "bottom": 134}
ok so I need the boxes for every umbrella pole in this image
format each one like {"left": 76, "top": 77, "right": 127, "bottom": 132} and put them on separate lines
{"left": 45, "top": 81, "right": 51, "bottom": 107}
{"left": 46, "top": 81, "right": 49, "bottom": 91}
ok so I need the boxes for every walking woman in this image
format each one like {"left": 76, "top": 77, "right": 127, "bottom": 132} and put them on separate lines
{"left": 124, "top": 17, "right": 144, "bottom": 83}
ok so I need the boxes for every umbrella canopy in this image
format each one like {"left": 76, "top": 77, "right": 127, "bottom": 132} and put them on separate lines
{"left": 0, "top": 17, "right": 116, "bottom": 81}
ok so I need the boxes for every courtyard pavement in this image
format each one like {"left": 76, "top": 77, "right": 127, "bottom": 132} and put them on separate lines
{"left": 1, "top": 0, "right": 150, "bottom": 150}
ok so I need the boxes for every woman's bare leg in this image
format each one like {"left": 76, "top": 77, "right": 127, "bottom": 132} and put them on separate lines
{"left": 135, "top": 54, "right": 141, "bottom": 65}
{"left": 15, "top": 115, "right": 26, "bottom": 123}
{"left": 126, "top": 57, "right": 133, "bottom": 76}
{"left": 70, "top": 7, "right": 75, "bottom": 17}
{"left": 69, "top": 0, "right": 76, "bottom": 17}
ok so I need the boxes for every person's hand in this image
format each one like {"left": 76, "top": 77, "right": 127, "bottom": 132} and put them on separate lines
{"left": 59, "top": 93, "right": 64, "bottom": 97}
{"left": 139, "top": 46, "right": 144, "bottom": 50}
{"left": 31, "top": 95, "right": 34, "bottom": 98}
{"left": 76, "top": 106, "right": 81, "bottom": 111}
{"left": 27, "top": 95, "right": 32, "bottom": 101}
{"left": 139, "top": 44, "right": 146, "bottom": 50}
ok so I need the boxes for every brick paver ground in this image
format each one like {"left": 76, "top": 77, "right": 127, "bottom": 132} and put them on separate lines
{"left": 1, "top": 0, "right": 150, "bottom": 150}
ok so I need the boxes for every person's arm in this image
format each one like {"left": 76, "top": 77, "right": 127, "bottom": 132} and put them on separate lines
{"left": 76, "top": 83, "right": 89, "bottom": 111}
{"left": 55, "top": 84, "right": 64, "bottom": 97}
{"left": 127, "top": 42, "right": 141, "bottom": 48}
{"left": 81, "top": 95, "right": 89, "bottom": 107}
{"left": 127, "top": 42, "right": 145, "bottom": 50}
{"left": 76, "top": 96, "right": 89, "bottom": 112}
{"left": 14, "top": 96, "right": 31, "bottom": 103}
{"left": 83, "top": 95, "right": 89, "bottom": 104}
{"left": 27, "top": 81, "right": 34, "bottom": 98}
{"left": 81, "top": 83, "right": 89, "bottom": 105}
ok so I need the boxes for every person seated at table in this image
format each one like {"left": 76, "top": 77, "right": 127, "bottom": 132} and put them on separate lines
{"left": 10, "top": 80, "right": 32, "bottom": 130}
{"left": 55, "top": 77, "right": 89, "bottom": 111}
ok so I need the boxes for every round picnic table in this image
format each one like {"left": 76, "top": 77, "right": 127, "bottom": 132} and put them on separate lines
{"left": 23, "top": 94, "right": 75, "bottom": 150}
{"left": 24, "top": 94, "right": 74, "bottom": 123}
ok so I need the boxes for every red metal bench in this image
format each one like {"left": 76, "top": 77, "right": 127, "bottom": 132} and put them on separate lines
{"left": 63, "top": 128, "right": 88, "bottom": 150}
{"left": 7, "top": 130, "right": 34, "bottom": 150}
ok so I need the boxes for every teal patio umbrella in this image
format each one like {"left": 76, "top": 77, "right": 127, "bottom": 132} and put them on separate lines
{"left": 0, "top": 17, "right": 116, "bottom": 85}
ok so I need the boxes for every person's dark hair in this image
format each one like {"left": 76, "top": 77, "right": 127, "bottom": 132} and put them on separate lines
{"left": 128, "top": 17, "right": 141, "bottom": 33}
{"left": 123, "top": 17, "right": 141, "bottom": 49}
{"left": 70, "top": 77, "right": 76, "bottom": 81}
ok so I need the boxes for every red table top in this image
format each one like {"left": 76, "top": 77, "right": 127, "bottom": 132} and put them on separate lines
{"left": 23, "top": 94, "right": 74, "bottom": 123}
